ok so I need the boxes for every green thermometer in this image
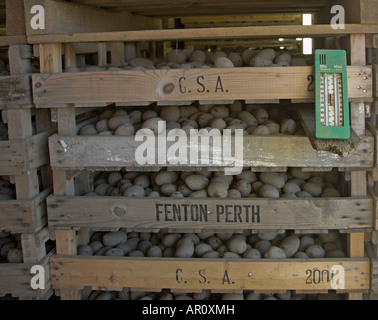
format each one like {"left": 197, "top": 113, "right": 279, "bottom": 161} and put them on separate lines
{"left": 315, "top": 49, "right": 350, "bottom": 139}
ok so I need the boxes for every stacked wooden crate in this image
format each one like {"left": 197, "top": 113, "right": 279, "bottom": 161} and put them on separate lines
{"left": 0, "top": 0, "right": 54, "bottom": 300}
{"left": 23, "top": 0, "right": 378, "bottom": 300}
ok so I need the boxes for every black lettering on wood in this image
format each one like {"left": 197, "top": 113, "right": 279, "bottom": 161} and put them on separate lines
{"left": 307, "top": 75, "right": 314, "bottom": 92}
{"left": 199, "top": 270, "right": 206, "bottom": 283}
{"left": 215, "top": 76, "right": 224, "bottom": 92}
{"left": 176, "top": 269, "right": 183, "bottom": 283}
{"left": 173, "top": 204, "right": 181, "bottom": 221}
{"left": 200, "top": 205, "right": 208, "bottom": 222}
{"left": 191, "top": 204, "right": 199, "bottom": 221}
{"left": 164, "top": 204, "right": 172, "bottom": 221}
{"left": 222, "top": 270, "right": 231, "bottom": 284}
{"left": 156, "top": 204, "right": 163, "bottom": 221}
{"left": 216, "top": 205, "right": 224, "bottom": 222}
{"left": 252, "top": 205, "right": 260, "bottom": 223}
{"left": 225, "top": 205, "right": 233, "bottom": 222}
{"left": 243, "top": 205, "right": 249, "bottom": 223}
{"left": 197, "top": 76, "right": 205, "bottom": 93}
{"left": 179, "top": 77, "right": 186, "bottom": 93}
{"left": 234, "top": 205, "right": 242, "bottom": 222}
{"left": 305, "top": 269, "right": 312, "bottom": 284}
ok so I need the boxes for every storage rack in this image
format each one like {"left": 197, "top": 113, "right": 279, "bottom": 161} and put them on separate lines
{"left": 0, "top": 0, "right": 54, "bottom": 300}
{"left": 19, "top": 0, "right": 378, "bottom": 300}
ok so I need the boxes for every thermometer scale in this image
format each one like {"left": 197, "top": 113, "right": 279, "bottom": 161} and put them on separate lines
{"left": 315, "top": 50, "right": 350, "bottom": 139}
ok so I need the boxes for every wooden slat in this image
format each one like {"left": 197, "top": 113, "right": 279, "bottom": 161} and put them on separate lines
{"left": 47, "top": 195, "right": 373, "bottom": 232}
{"left": 6, "top": 0, "right": 26, "bottom": 36}
{"left": 24, "top": 0, "right": 162, "bottom": 36}
{"left": 32, "top": 66, "right": 372, "bottom": 106}
{"left": 27, "top": 24, "right": 378, "bottom": 44}
{"left": 365, "top": 242, "right": 378, "bottom": 294}
{"left": 373, "top": 65, "right": 377, "bottom": 98}
{"left": 70, "top": 0, "right": 334, "bottom": 17}
{"left": 50, "top": 255, "right": 370, "bottom": 293}
{"left": 320, "top": 0, "right": 378, "bottom": 25}
{"left": 0, "top": 140, "right": 27, "bottom": 173}
{"left": 0, "top": 35, "right": 27, "bottom": 46}
{"left": 48, "top": 134, "right": 374, "bottom": 171}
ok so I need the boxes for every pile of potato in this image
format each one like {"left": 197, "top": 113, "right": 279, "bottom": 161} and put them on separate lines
{"left": 66, "top": 47, "right": 309, "bottom": 73}
{"left": 79, "top": 104, "right": 303, "bottom": 137}
{"left": 77, "top": 229, "right": 346, "bottom": 260}
{"left": 87, "top": 288, "right": 342, "bottom": 300}
{"left": 0, "top": 178, "right": 16, "bottom": 200}
{"left": 0, "top": 231, "right": 23, "bottom": 263}
{"left": 86, "top": 167, "right": 341, "bottom": 199}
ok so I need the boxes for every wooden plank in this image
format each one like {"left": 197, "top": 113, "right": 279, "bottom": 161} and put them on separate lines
{"left": 0, "top": 36, "right": 28, "bottom": 46}
{"left": 72, "top": 0, "right": 330, "bottom": 13}
{"left": 0, "top": 75, "right": 32, "bottom": 107}
{"left": 26, "top": 24, "right": 378, "bottom": 44}
{"left": 24, "top": 0, "right": 162, "bottom": 36}
{"left": 39, "top": 42, "right": 78, "bottom": 300}
{"left": 6, "top": 0, "right": 26, "bottom": 36}
{"left": 55, "top": 230, "right": 77, "bottom": 255}
{"left": 296, "top": 105, "right": 362, "bottom": 157}
{"left": 6, "top": 109, "right": 40, "bottom": 199}
{"left": 374, "top": 65, "right": 378, "bottom": 98}
{"left": 21, "top": 227, "right": 50, "bottom": 262}
{"left": 39, "top": 43, "right": 62, "bottom": 74}
{"left": 32, "top": 66, "right": 373, "bottom": 106}
{"left": 360, "top": 0, "right": 378, "bottom": 24}
{"left": 0, "top": 140, "right": 28, "bottom": 174}
{"left": 365, "top": 242, "right": 378, "bottom": 293}
{"left": 348, "top": 35, "right": 367, "bottom": 300}
{"left": 50, "top": 255, "right": 370, "bottom": 293}
{"left": 0, "top": 187, "right": 50, "bottom": 233}
{"left": 8, "top": 45, "right": 32, "bottom": 76}
{"left": 48, "top": 134, "right": 374, "bottom": 171}
{"left": 46, "top": 195, "right": 373, "bottom": 232}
